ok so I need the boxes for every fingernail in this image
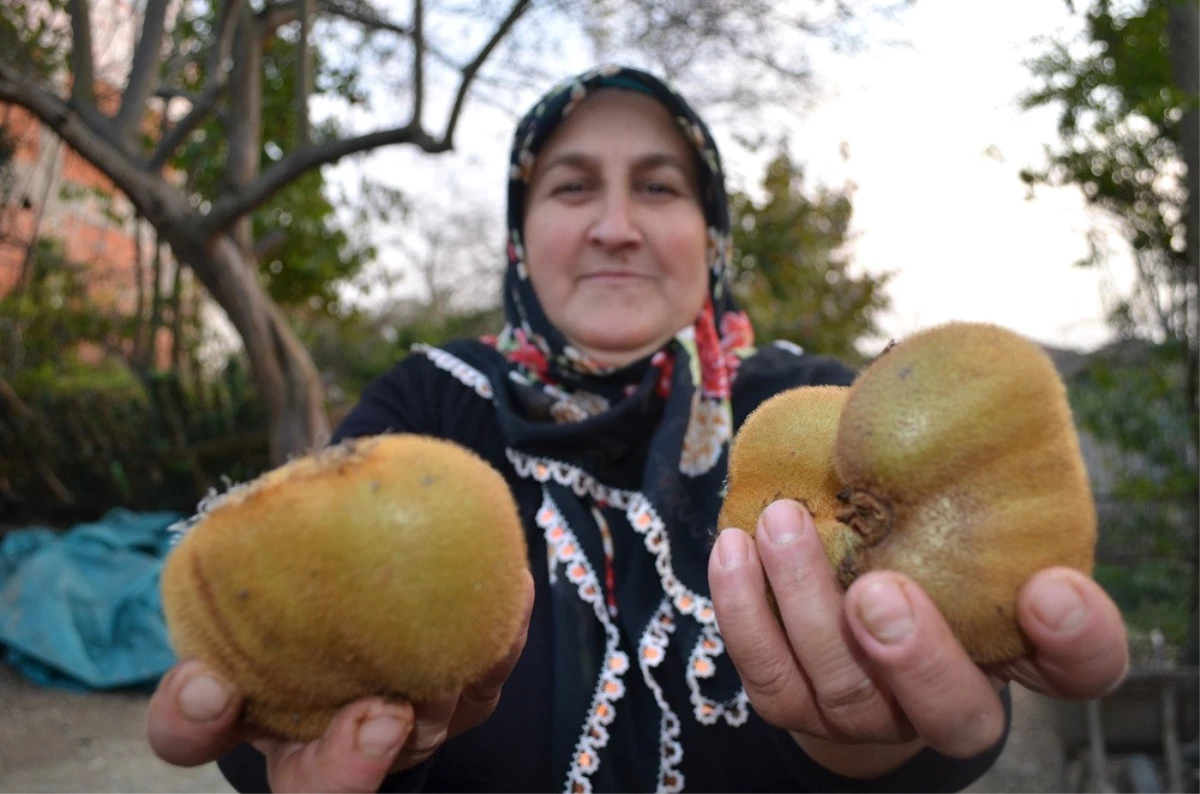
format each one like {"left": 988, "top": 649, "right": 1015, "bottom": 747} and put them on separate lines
{"left": 357, "top": 714, "right": 407, "bottom": 759}
{"left": 716, "top": 529, "right": 748, "bottom": 570}
{"left": 178, "top": 674, "right": 232, "bottom": 722}
{"left": 1030, "top": 576, "right": 1086, "bottom": 635}
{"left": 761, "top": 501, "right": 803, "bottom": 546}
{"left": 857, "top": 577, "right": 914, "bottom": 644}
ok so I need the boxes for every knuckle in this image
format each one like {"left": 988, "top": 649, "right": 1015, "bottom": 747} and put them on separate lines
{"left": 814, "top": 670, "right": 881, "bottom": 717}
{"left": 408, "top": 724, "right": 448, "bottom": 757}
{"left": 741, "top": 654, "right": 797, "bottom": 701}
{"left": 813, "top": 673, "right": 898, "bottom": 741}
{"left": 459, "top": 685, "right": 502, "bottom": 713}
{"left": 741, "top": 659, "right": 809, "bottom": 730}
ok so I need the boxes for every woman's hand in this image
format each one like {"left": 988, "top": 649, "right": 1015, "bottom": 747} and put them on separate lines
{"left": 146, "top": 570, "right": 533, "bottom": 793}
{"left": 708, "top": 500, "right": 1128, "bottom": 779}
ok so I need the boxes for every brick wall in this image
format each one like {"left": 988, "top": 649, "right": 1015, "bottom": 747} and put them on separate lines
{"left": 1, "top": 97, "right": 179, "bottom": 367}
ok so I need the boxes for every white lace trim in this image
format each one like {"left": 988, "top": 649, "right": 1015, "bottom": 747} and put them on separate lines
{"left": 538, "top": 492, "right": 629, "bottom": 794}
{"left": 507, "top": 448, "right": 633, "bottom": 509}
{"left": 412, "top": 343, "right": 494, "bottom": 399}
{"left": 686, "top": 625, "right": 750, "bottom": 727}
{"left": 413, "top": 347, "right": 750, "bottom": 786}
{"left": 510, "top": 448, "right": 749, "bottom": 791}
{"left": 640, "top": 599, "right": 685, "bottom": 792}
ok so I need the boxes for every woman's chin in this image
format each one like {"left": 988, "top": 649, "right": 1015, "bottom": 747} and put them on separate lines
{"left": 568, "top": 330, "right": 672, "bottom": 368}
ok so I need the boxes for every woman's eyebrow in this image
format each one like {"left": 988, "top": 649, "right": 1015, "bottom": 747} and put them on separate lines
{"left": 538, "top": 151, "right": 692, "bottom": 174}
{"left": 633, "top": 152, "right": 692, "bottom": 174}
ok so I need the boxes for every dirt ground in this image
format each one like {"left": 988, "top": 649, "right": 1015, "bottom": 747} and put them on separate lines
{"left": 0, "top": 663, "right": 230, "bottom": 793}
{"left": 0, "top": 661, "right": 1062, "bottom": 793}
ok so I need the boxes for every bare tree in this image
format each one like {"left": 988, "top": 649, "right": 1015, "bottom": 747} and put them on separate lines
{"left": 0, "top": 0, "right": 880, "bottom": 462}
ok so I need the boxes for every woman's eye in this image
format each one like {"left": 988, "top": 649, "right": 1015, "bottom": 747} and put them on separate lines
{"left": 552, "top": 180, "right": 588, "bottom": 195}
{"left": 642, "top": 181, "right": 680, "bottom": 196}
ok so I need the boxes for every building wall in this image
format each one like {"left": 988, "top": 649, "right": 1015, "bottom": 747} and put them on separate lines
{"left": 2, "top": 101, "right": 142, "bottom": 302}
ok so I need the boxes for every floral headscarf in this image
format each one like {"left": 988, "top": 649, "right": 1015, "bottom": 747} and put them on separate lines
{"left": 484, "top": 64, "right": 754, "bottom": 476}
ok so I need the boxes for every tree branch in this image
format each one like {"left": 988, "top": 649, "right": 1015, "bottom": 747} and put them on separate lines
{"left": 199, "top": 122, "right": 431, "bottom": 236}
{"left": 412, "top": 0, "right": 424, "bottom": 125}
{"left": 67, "top": 0, "right": 96, "bottom": 108}
{"left": 316, "top": 3, "right": 458, "bottom": 71}
{"left": 296, "top": 0, "right": 315, "bottom": 146}
{"left": 224, "top": 5, "right": 262, "bottom": 254}
{"left": 261, "top": 0, "right": 418, "bottom": 38}
{"left": 257, "top": 0, "right": 464, "bottom": 76}
{"left": 254, "top": 229, "right": 288, "bottom": 263}
{"left": 0, "top": 62, "right": 169, "bottom": 220}
{"left": 257, "top": 0, "right": 308, "bottom": 36}
{"left": 149, "top": 0, "right": 246, "bottom": 171}
{"left": 199, "top": 0, "right": 532, "bottom": 237}
{"left": 440, "top": 0, "right": 531, "bottom": 146}
{"left": 115, "top": 0, "right": 170, "bottom": 144}
{"left": 320, "top": 3, "right": 407, "bottom": 34}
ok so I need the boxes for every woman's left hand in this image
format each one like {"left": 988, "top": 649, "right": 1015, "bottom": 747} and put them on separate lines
{"left": 707, "top": 499, "right": 1129, "bottom": 778}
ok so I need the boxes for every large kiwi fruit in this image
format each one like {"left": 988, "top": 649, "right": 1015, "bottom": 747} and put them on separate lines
{"left": 719, "top": 322, "right": 1096, "bottom": 663}
{"left": 161, "top": 433, "right": 529, "bottom": 740}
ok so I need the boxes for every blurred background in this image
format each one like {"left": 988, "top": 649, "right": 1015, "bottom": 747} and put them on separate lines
{"left": 0, "top": 0, "right": 1196, "bottom": 790}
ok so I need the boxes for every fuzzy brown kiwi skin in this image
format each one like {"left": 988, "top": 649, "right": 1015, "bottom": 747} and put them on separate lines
{"left": 161, "top": 433, "right": 529, "bottom": 742}
{"left": 832, "top": 321, "right": 1097, "bottom": 665}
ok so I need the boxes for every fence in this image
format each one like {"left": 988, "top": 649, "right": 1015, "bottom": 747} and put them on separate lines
{"left": 1054, "top": 632, "right": 1198, "bottom": 793}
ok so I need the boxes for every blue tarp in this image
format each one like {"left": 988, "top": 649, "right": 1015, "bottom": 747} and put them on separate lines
{"left": 0, "top": 508, "right": 181, "bottom": 691}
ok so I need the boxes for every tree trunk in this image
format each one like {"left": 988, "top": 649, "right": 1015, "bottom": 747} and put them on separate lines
{"left": 1166, "top": 0, "right": 1198, "bottom": 666}
{"left": 185, "top": 234, "right": 330, "bottom": 464}
{"left": 136, "top": 182, "right": 329, "bottom": 464}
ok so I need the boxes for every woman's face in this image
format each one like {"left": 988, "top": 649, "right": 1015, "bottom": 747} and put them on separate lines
{"left": 522, "top": 89, "right": 710, "bottom": 368}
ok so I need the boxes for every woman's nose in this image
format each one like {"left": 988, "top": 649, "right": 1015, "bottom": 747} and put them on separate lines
{"left": 587, "top": 193, "right": 641, "bottom": 250}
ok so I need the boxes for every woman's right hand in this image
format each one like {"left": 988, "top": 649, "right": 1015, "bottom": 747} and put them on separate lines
{"left": 146, "top": 570, "right": 533, "bottom": 793}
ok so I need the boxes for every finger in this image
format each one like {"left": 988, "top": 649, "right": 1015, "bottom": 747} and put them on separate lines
{"left": 447, "top": 568, "right": 535, "bottom": 738}
{"left": 256, "top": 698, "right": 414, "bottom": 793}
{"left": 146, "top": 659, "right": 246, "bottom": 767}
{"left": 755, "top": 501, "right": 893, "bottom": 739}
{"left": 1010, "top": 567, "right": 1129, "bottom": 699}
{"left": 388, "top": 694, "right": 460, "bottom": 773}
{"left": 708, "top": 523, "right": 815, "bottom": 732}
{"left": 845, "top": 572, "right": 1006, "bottom": 759}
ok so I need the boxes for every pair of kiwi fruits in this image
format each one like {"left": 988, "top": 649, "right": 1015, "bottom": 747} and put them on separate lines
{"left": 162, "top": 322, "right": 1094, "bottom": 740}
{"left": 160, "top": 434, "right": 529, "bottom": 741}
{"left": 718, "top": 321, "right": 1097, "bottom": 664}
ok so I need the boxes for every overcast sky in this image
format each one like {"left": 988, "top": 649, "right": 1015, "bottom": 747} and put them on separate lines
{"left": 330, "top": 0, "right": 1133, "bottom": 355}
{"left": 785, "top": 0, "right": 1131, "bottom": 353}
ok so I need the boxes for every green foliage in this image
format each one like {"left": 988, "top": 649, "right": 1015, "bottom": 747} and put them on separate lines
{"left": 0, "top": 0, "right": 71, "bottom": 80}
{"left": 299, "top": 303, "right": 505, "bottom": 407}
{"left": 0, "top": 239, "right": 120, "bottom": 382}
{"left": 168, "top": 28, "right": 381, "bottom": 311}
{"left": 389, "top": 306, "right": 506, "bottom": 353}
{"left": 1068, "top": 346, "right": 1197, "bottom": 639}
{"left": 1095, "top": 559, "right": 1194, "bottom": 648}
{"left": 4, "top": 363, "right": 270, "bottom": 522}
{"left": 729, "top": 149, "right": 890, "bottom": 366}
{"left": 1071, "top": 342, "right": 1195, "bottom": 500}
{"left": 1020, "top": 0, "right": 1193, "bottom": 346}
{"left": 1023, "top": 0, "right": 1199, "bottom": 662}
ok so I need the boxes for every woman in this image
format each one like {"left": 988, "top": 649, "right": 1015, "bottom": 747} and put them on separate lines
{"left": 147, "top": 66, "right": 1129, "bottom": 792}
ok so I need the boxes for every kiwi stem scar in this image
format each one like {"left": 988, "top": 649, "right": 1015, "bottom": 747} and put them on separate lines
{"left": 835, "top": 489, "right": 892, "bottom": 546}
